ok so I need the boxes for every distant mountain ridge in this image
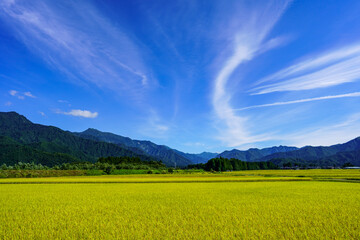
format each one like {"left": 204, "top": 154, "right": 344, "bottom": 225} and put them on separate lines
{"left": 217, "top": 138, "right": 360, "bottom": 167}
{"left": 217, "top": 146, "right": 298, "bottom": 162}
{"left": 259, "top": 137, "right": 360, "bottom": 166}
{"left": 175, "top": 151, "right": 218, "bottom": 164}
{"left": 74, "top": 128, "right": 211, "bottom": 167}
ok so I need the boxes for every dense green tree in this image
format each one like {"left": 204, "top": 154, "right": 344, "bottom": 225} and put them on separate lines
{"left": 188, "top": 158, "right": 279, "bottom": 171}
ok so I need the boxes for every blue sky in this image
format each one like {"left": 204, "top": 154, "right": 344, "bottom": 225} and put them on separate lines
{"left": 1, "top": 0, "right": 360, "bottom": 153}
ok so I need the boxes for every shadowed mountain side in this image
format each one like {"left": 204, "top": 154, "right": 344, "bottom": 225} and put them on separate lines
{"left": 0, "top": 136, "right": 80, "bottom": 166}
{"left": 0, "top": 112, "right": 157, "bottom": 166}
{"left": 73, "top": 128, "right": 194, "bottom": 167}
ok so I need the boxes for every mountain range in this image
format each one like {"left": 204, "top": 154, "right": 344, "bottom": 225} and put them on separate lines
{"left": 218, "top": 146, "right": 299, "bottom": 162}
{"left": 0, "top": 112, "right": 214, "bottom": 167}
{"left": 73, "top": 128, "right": 193, "bottom": 167}
{"left": 260, "top": 138, "right": 360, "bottom": 167}
{"left": 74, "top": 128, "right": 219, "bottom": 165}
{"left": 0, "top": 111, "right": 359, "bottom": 167}
{"left": 217, "top": 138, "right": 360, "bottom": 167}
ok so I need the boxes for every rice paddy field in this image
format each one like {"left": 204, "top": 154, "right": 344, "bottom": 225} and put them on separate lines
{"left": 0, "top": 170, "right": 359, "bottom": 239}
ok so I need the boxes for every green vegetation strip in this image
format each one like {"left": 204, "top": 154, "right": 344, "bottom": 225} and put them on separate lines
{"left": 0, "top": 178, "right": 312, "bottom": 184}
{"left": 0, "top": 175, "right": 312, "bottom": 184}
{"left": 1, "top": 169, "right": 360, "bottom": 183}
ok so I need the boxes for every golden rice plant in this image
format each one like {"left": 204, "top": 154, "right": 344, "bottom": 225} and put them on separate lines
{"left": 0, "top": 180, "right": 359, "bottom": 239}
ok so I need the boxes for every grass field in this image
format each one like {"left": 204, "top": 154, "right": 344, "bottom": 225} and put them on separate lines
{"left": 0, "top": 170, "right": 359, "bottom": 239}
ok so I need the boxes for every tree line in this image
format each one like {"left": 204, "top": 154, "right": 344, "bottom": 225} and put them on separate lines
{"left": 1, "top": 156, "right": 166, "bottom": 172}
{"left": 188, "top": 157, "right": 278, "bottom": 171}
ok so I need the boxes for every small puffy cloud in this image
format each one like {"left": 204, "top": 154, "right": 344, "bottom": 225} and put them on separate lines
{"left": 39, "top": 111, "right": 45, "bottom": 116}
{"left": 57, "top": 109, "right": 98, "bottom": 118}
{"left": 24, "top": 92, "right": 36, "bottom": 98}
{"left": 4, "top": 101, "right": 12, "bottom": 106}
{"left": 9, "top": 90, "right": 36, "bottom": 99}
{"left": 9, "top": 90, "right": 18, "bottom": 96}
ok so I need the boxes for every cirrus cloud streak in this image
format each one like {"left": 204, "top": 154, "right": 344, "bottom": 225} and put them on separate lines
{"left": 235, "top": 92, "right": 360, "bottom": 111}
{"left": 252, "top": 43, "right": 360, "bottom": 95}
{"left": 212, "top": 1, "right": 291, "bottom": 147}
{"left": 0, "top": 0, "right": 150, "bottom": 97}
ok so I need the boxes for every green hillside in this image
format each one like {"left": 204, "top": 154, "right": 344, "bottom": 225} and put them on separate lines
{"left": 0, "top": 112, "right": 156, "bottom": 166}
{"left": 74, "top": 128, "right": 193, "bottom": 167}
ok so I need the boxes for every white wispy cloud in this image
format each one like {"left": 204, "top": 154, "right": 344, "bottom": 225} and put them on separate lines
{"left": 139, "top": 109, "right": 170, "bottom": 139}
{"left": 257, "top": 43, "right": 360, "bottom": 85}
{"left": 56, "top": 109, "right": 98, "bottom": 118}
{"left": 0, "top": 0, "right": 150, "bottom": 97}
{"left": 24, "top": 92, "right": 36, "bottom": 98}
{"left": 58, "top": 100, "right": 71, "bottom": 107}
{"left": 252, "top": 43, "right": 360, "bottom": 94}
{"left": 153, "top": 124, "right": 169, "bottom": 133}
{"left": 148, "top": 112, "right": 170, "bottom": 134}
{"left": 212, "top": 1, "right": 291, "bottom": 147}
{"left": 183, "top": 142, "right": 205, "bottom": 147}
{"left": 235, "top": 92, "right": 360, "bottom": 111}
